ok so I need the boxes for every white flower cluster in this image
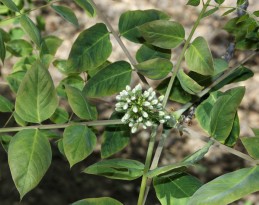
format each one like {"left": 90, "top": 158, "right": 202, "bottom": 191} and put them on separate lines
{"left": 115, "top": 84, "right": 171, "bottom": 133}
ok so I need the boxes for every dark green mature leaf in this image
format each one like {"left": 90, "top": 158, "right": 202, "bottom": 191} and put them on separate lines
{"left": 0, "top": 32, "right": 5, "bottom": 64}
{"left": 202, "top": 8, "right": 219, "bottom": 18}
{"left": 68, "top": 23, "right": 112, "bottom": 73}
{"left": 253, "top": 11, "right": 259, "bottom": 17}
{"left": 0, "top": 95, "right": 14, "bottom": 112}
{"left": 20, "top": 15, "right": 41, "bottom": 48}
{"left": 222, "top": 8, "right": 236, "bottom": 16}
{"left": 0, "top": 28, "right": 10, "bottom": 42}
{"left": 71, "top": 197, "right": 123, "bottom": 205}
{"left": 101, "top": 112, "right": 130, "bottom": 158}
{"left": 12, "top": 56, "right": 36, "bottom": 72}
{"left": 196, "top": 91, "right": 223, "bottom": 133}
{"left": 0, "top": 0, "right": 20, "bottom": 12}
{"left": 136, "top": 43, "right": 171, "bottom": 63}
{"left": 177, "top": 70, "right": 204, "bottom": 95}
{"left": 252, "top": 128, "right": 259, "bottom": 136}
{"left": 154, "top": 173, "right": 203, "bottom": 205}
{"left": 6, "top": 71, "right": 26, "bottom": 93}
{"left": 74, "top": 0, "right": 96, "bottom": 17}
{"left": 15, "top": 61, "right": 58, "bottom": 123}
{"left": 241, "top": 137, "right": 259, "bottom": 159}
{"left": 185, "top": 37, "right": 214, "bottom": 75}
{"left": 224, "top": 113, "right": 240, "bottom": 147}
{"left": 187, "top": 0, "right": 200, "bottom": 6}
{"left": 56, "top": 75, "right": 84, "bottom": 98}
{"left": 51, "top": 5, "right": 79, "bottom": 26}
{"left": 6, "top": 39, "right": 33, "bottom": 57}
{"left": 136, "top": 58, "right": 172, "bottom": 80}
{"left": 83, "top": 61, "right": 132, "bottom": 97}
{"left": 119, "top": 9, "right": 170, "bottom": 43}
{"left": 188, "top": 166, "right": 259, "bottom": 205}
{"left": 8, "top": 129, "right": 52, "bottom": 199}
{"left": 0, "top": 135, "right": 11, "bottom": 152}
{"left": 210, "top": 87, "right": 245, "bottom": 143}
{"left": 53, "top": 59, "right": 71, "bottom": 75}
{"left": 40, "top": 35, "right": 63, "bottom": 57}
{"left": 66, "top": 86, "right": 97, "bottom": 120}
{"left": 139, "top": 20, "right": 185, "bottom": 49}
{"left": 87, "top": 60, "right": 111, "bottom": 77}
{"left": 157, "top": 77, "right": 192, "bottom": 104}
{"left": 215, "top": 0, "right": 225, "bottom": 4}
{"left": 13, "top": 111, "right": 27, "bottom": 126}
{"left": 63, "top": 125, "right": 96, "bottom": 167}
{"left": 83, "top": 158, "right": 144, "bottom": 180}
{"left": 50, "top": 107, "right": 69, "bottom": 124}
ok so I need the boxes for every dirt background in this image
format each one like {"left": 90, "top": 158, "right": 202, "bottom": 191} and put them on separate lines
{"left": 0, "top": 0, "right": 259, "bottom": 204}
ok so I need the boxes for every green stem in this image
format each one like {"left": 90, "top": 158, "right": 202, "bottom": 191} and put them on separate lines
{"left": 162, "top": 0, "right": 212, "bottom": 108}
{"left": 137, "top": 126, "right": 157, "bottom": 205}
{"left": 0, "top": 119, "right": 123, "bottom": 133}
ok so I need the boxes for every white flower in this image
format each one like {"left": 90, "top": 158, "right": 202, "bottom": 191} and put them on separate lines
{"left": 126, "top": 85, "right": 131, "bottom": 91}
{"left": 133, "top": 106, "right": 138, "bottom": 113}
{"left": 142, "top": 111, "right": 148, "bottom": 118}
{"left": 151, "top": 99, "right": 158, "bottom": 105}
{"left": 158, "top": 95, "right": 164, "bottom": 102}
{"left": 131, "top": 125, "right": 138, "bottom": 133}
{"left": 123, "top": 103, "right": 128, "bottom": 110}
{"left": 145, "top": 121, "right": 153, "bottom": 127}
{"left": 159, "top": 111, "right": 165, "bottom": 116}
{"left": 143, "top": 101, "right": 151, "bottom": 106}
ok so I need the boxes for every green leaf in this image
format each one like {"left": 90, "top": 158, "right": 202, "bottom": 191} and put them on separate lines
{"left": 187, "top": 0, "right": 200, "bottom": 6}
{"left": 241, "top": 137, "right": 259, "bottom": 159}
{"left": 53, "top": 59, "right": 72, "bottom": 75}
{"left": 13, "top": 111, "right": 27, "bottom": 126}
{"left": 224, "top": 112, "right": 240, "bottom": 147}
{"left": 185, "top": 36, "right": 214, "bottom": 75}
{"left": 8, "top": 129, "right": 52, "bottom": 199}
{"left": 71, "top": 197, "right": 123, "bottom": 205}
{"left": 0, "top": 0, "right": 20, "bottom": 12}
{"left": 237, "top": 0, "right": 246, "bottom": 5}
{"left": 68, "top": 23, "right": 112, "bottom": 73}
{"left": 63, "top": 125, "right": 96, "bottom": 167}
{"left": 202, "top": 7, "right": 219, "bottom": 18}
{"left": 154, "top": 173, "right": 203, "bottom": 205}
{"left": 87, "top": 60, "right": 111, "bottom": 77}
{"left": 215, "top": 0, "right": 224, "bottom": 4}
{"left": 210, "top": 87, "right": 245, "bottom": 143}
{"left": 139, "top": 20, "right": 185, "bottom": 49}
{"left": 177, "top": 70, "right": 204, "bottom": 95}
{"left": 56, "top": 75, "right": 84, "bottom": 98}
{"left": 66, "top": 86, "right": 97, "bottom": 120}
{"left": 252, "top": 128, "right": 259, "bottom": 137}
{"left": 6, "top": 71, "right": 26, "bottom": 93}
{"left": 0, "top": 95, "right": 14, "bottom": 112}
{"left": 195, "top": 91, "right": 223, "bottom": 133}
{"left": 50, "top": 107, "right": 69, "bottom": 124}
{"left": 119, "top": 9, "right": 170, "bottom": 43}
{"left": 51, "top": 5, "right": 79, "bottom": 26}
{"left": 136, "top": 58, "right": 172, "bottom": 80}
{"left": 83, "top": 158, "right": 144, "bottom": 180}
{"left": 57, "top": 139, "right": 65, "bottom": 156}
{"left": 222, "top": 8, "right": 236, "bottom": 16}
{"left": 0, "top": 135, "right": 11, "bottom": 152}
{"left": 188, "top": 166, "right": 259, "bottom": 205}
{"left": 9, "top": 27, "right": 25, "bottom": 40}
{"left": 157, "top": 77, "right": 192, "bottom": 104}
{"left": 0, "top": 28, "right": 10, "bottom": 42}
{"left": 20, "top": 15, "right": 41, "bottom": 48}
{"left": 40, "top": 35, "right": 63, "bottom": 57}
{"left": 83, "top": 61, "right": 132, "bottom": 98}
{"left": 36, "top": 15, "right": 46, "bottom": 31}
{"left": 253, "top": 11, "right": 259, "bottom": 17}
{"left": 6, "top": 39, "right": 33, "bottom": 57}
{"left": 136, "top": 43, "right": 171, "bottom": 63}
{"left": 74, "top": 0, "right": 96, "bottom": 17}
{"left": 12, "top": 56, "right": 36, "bottom": 72}
{"left": 101, "top": 112, "right": 130, "bottom": 158}
{"left": 15, "top": 61, "right": 58, "bottom": 123}
{"left": 0, "top": 32, "right": 5, "bottom": 64}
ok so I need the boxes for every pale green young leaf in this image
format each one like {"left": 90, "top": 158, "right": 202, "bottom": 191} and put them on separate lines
{"left": 68, "top": 23, "right": 112, "bottom": 73}
{"left": 12, "top": 56, "right": 36, "bottom": 72}
{"left": 136, "top": 43, "right": 171, "bottom": 63}
{"left": 224, "top": 113, "right": 240, "bottom": 147}
{"left": 20, "top": 15, "right": 41, "bottom": 48}
{"left": 210, "top": 87, "right": 245, "bottom": 143}
{"left": 136, "top": 58, "right": 172, "bottom": 80}
{"left": 252, "top": 128, "right": 259, "bottom": 137}
{"left": 8, "top": 129, "right": 52, "bottom": 199}
{"left": 202, "top": 8, "right": 219, "bottom": 18}
{"left": 83, "top": 61, "right": 132, "bottom": 98}
{"left": 74, "top": 0, "right": 96, "bottom": 17}
{"left": 188, "top": 166, "right": 259, "bottom": 205}
{"left": 6, "top": 71, "right": 26, "bottom": 93}
{"left": 40, "top": 35, "right": 63, "bottom": 57}
{"left": 101, "top": 112, "right": 130, "bottom": 159}
{"left": 0, "top": 0, "right": 20, "bottom": 12}
{"left": 241, "top": 137, "right": 259, "bottom": 159}
{"left": 187, "top": 0, "right": 200, "bottom": 6}
{"left": 84, "top": 158, "right": 144, "bottom": 180}
{"left": 66, "top": 86, "right": 97, "bottom": 120}
{"left": 185, "top": 36, "right": 214, "bottom": 75}
{"left": 6, "top": 39, "right": 33, "bottom": 57}
{"left": 119, "top": 9, "right": 170, "bottom": 43}
{"left": 0, "top": 32, "right": 5, "bottom": 64}
{"left": 71, "top": 197, "right": 123, "bottom": 205}
{"left": 9, "top": 27, "right": 25, "bottom": 40}
{"left": 13, "top": 111, "right": 27, "bottom": 126}
{"left": 51, "top": 5, "right": 79, "bottom": 26}
{"left": 177, "top": 70, "right": 204, "bottom": 95}
{"left": 63, "top": 125, "right": 96, "bottom": 167}
{"left": 50, "top": 107, "right": 69, "bottom": 124}
{"left": 139, "top": 20, "right": 185, "bottom": 49}
{"left": 0, "top": 95, "right": 14, "bottom": 112}
{"left": 15, "top": 61, "right": 58, "bottom": 123}
{"left": 154, "top": 173, "right": 203, "bottom": 205}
